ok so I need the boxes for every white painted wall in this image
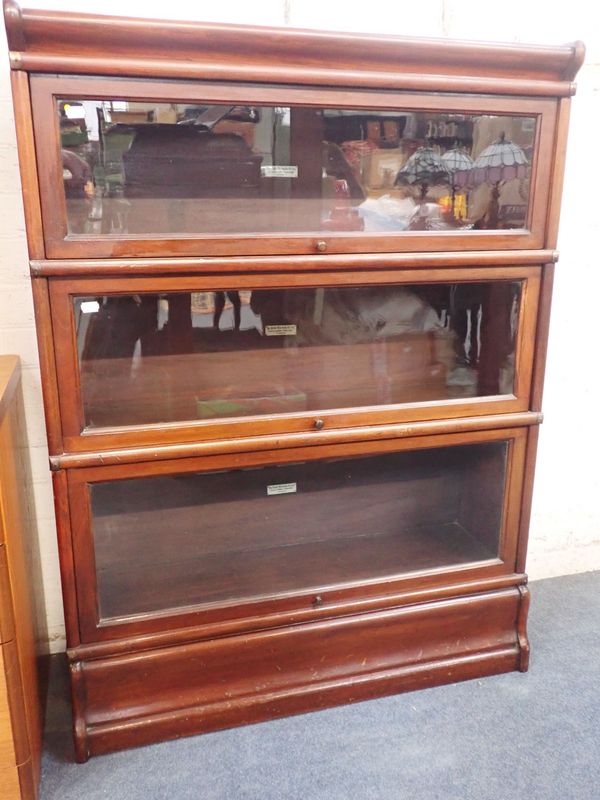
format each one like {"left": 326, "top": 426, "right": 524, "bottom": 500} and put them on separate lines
{"left": 1, "top": 0, "right": 598, "bottom": 653}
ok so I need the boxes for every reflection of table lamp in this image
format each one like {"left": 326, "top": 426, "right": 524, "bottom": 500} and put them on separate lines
{"left": 470, "top": 132, "right": 528, "bottom": 228}
{"left": 441, "top": 147, "right": 474, "bottom": 219}
{"left": 395, "top": 146, "right": 453, "bottom": 201}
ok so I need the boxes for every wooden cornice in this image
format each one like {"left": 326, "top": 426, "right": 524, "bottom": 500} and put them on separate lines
{"left": 3, "top": 1, "right": 585, "bottom": 96}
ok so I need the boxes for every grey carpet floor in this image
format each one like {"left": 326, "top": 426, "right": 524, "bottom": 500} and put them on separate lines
{"left": 40, "top": 571, "right": 600, "bottom": 800}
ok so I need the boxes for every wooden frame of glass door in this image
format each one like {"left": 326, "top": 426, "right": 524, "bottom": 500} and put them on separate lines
{"left": 48, "top": 265, "right": 541, "bottom": 453}
{"left": 30, "top": 74, "right": 558, "bottom": 258}
{"left": 65, "top": 425, "right": 529, "bottom": 644}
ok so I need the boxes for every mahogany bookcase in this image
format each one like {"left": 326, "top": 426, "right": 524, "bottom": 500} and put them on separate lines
{"left": 3, "top": 0, "right": 583, "bottom": 760}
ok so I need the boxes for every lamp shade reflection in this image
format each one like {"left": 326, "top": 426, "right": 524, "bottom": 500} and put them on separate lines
{"left": 395, "top": 146, "right": 453, "bottom": 199}
{"left": 470, "top": 132, "right": 528, "bottom": 229}
{"left": 441, "top": 147, "right": 475, "bottom": 189}
{"left": 471, "top": 132, "right": 528, "bottom": 185}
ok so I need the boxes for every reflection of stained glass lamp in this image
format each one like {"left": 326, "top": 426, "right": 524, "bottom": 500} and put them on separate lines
{"left": 441, "top": 147, "right": 474, "bottom": 219}
{"left": 441, "top": 147, "right": 474, "bottom": 187}
{"left": 395, "top": 146, "right": 453, "bottom": 201}
{"left": 470, "top": 132, "right": 528, "bottom": 228}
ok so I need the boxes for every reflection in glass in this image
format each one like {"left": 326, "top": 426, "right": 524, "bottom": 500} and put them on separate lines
{"left": 90, "top": 441, "right": 507, "bottom": 620}
{"left": 74, "top": 282, "right": 521, "bottom": 429}
{"left": 57, "top": 98, "right": 536, "bottom": 237}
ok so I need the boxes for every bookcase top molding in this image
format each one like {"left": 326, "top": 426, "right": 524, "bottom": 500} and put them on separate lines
{"left": 3, "top": 0, "right": 584, "bottom": 96}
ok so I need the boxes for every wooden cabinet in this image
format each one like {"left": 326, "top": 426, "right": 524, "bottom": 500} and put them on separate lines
{"left": 4, "top": 0, "right": 583, "bottom": 761}
{"left": 0, "top": 357, "right": 44, "bottom": 798}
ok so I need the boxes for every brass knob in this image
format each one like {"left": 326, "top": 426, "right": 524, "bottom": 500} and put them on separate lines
{"left": 316, "top": 240, "right": 327, "bottom": 252}
{"left": 313, "top": 595, "right": 323, "bottom": 608}
{"left": 314, "top": 418, "right": 325, "bottom": 430}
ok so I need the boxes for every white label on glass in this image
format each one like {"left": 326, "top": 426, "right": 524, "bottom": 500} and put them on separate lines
{"left": 265, "top": 324, "right": 297, "bottom": 336}
{"left": 80, "top": 301, "right": 100, "bottom": 314}
{"left": 261, "top": 165, "right": 298, "bottom": 178}
{"left": 267, "top": 482, "right": 297, "bottom": 496}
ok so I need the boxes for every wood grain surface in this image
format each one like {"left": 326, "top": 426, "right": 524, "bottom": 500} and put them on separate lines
{"left": 0, "top": 358, "right": 44, "bottom": 797}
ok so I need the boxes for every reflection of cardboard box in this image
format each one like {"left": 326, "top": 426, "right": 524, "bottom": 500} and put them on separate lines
{"left": 109, "top": 111, "right": 152, "bottom": 124}
{"left": 367, "top": 148, "right": 407, "bottom": 189}
{"left": 196, "top": 390, "right": 307, "bottom": 419}
{"left": 155, "top": 107, "right": 178, "bottom": 124}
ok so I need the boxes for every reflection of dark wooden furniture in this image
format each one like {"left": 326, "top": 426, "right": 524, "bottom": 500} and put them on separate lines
{"left": 478, "top": 283, "right": 517, "bottom": 396}
{"left": 122, "top": 125, "right": 263, "bottom": 198}
{"left": 5, "top": 0, "right": 582, "bottom": 763}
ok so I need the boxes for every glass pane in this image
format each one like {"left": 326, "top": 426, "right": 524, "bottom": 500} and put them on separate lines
{"left": 74, "top": 281, "right": 522, "bottom": 429}
{"left": 90, "top": 441, "right": 508, "bottom": 621}
{"left": 58, "top": 98, "right": 536, "bottom": 237}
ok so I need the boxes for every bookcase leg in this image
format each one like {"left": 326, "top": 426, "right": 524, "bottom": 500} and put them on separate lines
{"left": 517, "top": 584, "right": 531, "bottom": 672}
{"left": 70, "top": 661, "right": 90, "bottom": 763}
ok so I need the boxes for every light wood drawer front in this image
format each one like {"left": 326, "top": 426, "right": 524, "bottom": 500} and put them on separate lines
{"left": 0, "top": 764, "right": 21, "bottom": 800}
{"left": 0, "top": 644, "right": 18, "bottom": 768}
{"left": 0, "top": 640, "right": 30, "bottom": 768}
{"left": 0, "top": 544, "right": 16, "bottom": 644}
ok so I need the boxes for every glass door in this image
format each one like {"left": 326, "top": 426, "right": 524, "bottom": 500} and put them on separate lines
{"left": 67, "top": 427, "right": 527, "bottom": 641}
{"left": 49, "top": 267, "right": 540, "bottom": 451}
{"left": 31, "top": 75, "right": 557, "bottom": 257}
